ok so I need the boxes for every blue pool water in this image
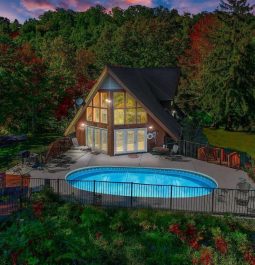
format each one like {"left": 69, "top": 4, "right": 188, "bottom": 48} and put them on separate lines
{"left": 66, "top": 167, "right": 217, "bottom": 198}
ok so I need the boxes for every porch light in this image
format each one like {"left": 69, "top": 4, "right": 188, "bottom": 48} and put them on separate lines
{"left": 80, "top": 123, "right": 85, "bottom": 128}
{"left": 148, "top": 126, "right": 153, "bottom": 130}
{"left": 105, "top": 99, "right": 112, "bottom": 103}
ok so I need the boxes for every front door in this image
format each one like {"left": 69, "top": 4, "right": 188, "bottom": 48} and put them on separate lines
{"left": 114, "top": 128, "right": 147, "bottom": 155}
{"left": 86, "top": 126, "right": 108, "bottom": 153}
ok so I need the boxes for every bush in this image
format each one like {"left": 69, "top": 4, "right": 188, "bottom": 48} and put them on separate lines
{"left": 0, "top": 194, "right": 254, "bottom": 265}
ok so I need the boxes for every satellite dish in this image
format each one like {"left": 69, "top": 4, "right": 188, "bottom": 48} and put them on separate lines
{"left": 75, "top": 98, "right": 84, "bottom": 106}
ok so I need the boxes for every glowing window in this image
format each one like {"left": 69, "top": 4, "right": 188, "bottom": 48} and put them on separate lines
{"left": 93, "top": 92, "right": 100, "bottom": 107}
{"left": 93, "top": 108, "right": 100, "bottom": 122}
{"left": 137, "top": 108, "right": 147, "bottom": 124}
{"left": 101, "top": 130, "right": 108, "bottom": 152}
{"left": 101, "top": 92, "right": 108, "bottom": 108}
{"left": 114, "top": 109, "right": 124, "bottom": 125}
{"left": 86, "top": 107, "right": 93, "bottom": 122}
{"left": 126, "top": 94, "right": 136, "bottom": 108}
{"left": 101, "top": 109, "right": 108, "bottom": 124}
{"left": 113, "top": 92, "right": 125, "bottom": 108}
{"left": 126, "top": 109, "right": 136, "bottom": 124}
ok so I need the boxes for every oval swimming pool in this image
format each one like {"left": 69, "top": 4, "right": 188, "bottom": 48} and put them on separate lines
{"left": 66, "top": 167, "right": 217, "bottom": 198}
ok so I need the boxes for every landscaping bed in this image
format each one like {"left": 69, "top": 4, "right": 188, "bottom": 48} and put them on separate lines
{"left": 0, "top": 189, "right": 255, "bottom": 265}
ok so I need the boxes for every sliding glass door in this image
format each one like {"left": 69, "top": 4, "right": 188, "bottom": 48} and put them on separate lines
{"left": 86, "top": 126, "right": 108, "bottom": 153}
{"left": 114, "top": 128, "right": 147, "bottom": 154}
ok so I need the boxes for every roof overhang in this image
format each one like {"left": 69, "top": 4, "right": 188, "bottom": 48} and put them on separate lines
{"left": 64, "top": 67, "right": 108, "bottom": 136}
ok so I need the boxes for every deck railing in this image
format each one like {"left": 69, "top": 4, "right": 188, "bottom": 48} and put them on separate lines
{"left": 166, "top": 140, "right": 253, "bottom": 169}
{"left": 1, "top": 177, "right": 255, "bottom": 218}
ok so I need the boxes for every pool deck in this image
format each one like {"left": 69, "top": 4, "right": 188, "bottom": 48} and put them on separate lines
{"left": 29, "top": 150, "right": 254, "bottom": 189}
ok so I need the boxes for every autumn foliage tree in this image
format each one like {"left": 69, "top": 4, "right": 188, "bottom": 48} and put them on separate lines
{"left": 178, "top": 14, "right": 221, "bottom": 112}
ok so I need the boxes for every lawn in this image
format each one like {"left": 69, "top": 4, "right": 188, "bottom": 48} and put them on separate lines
{"left": 0, "top": 189, "right": 255, "bottom": 265}
{"left": 0, "top": 133, "right": 61, "bottom": 171}
{"left": 204, "top": 128, "right": 255, "bottom": 158}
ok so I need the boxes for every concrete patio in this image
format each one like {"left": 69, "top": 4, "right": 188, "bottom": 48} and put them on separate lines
{"left": 29, "top": 150, "right": 254, "bottom": 189}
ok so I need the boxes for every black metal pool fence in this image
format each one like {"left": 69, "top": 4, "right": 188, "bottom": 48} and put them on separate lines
{"left": 1, "top": 177, "right": 255, "bottom": 217}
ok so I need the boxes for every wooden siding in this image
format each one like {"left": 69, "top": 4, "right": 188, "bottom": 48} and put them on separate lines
{"left": 75, "top": 116, "right": 86, "bottom": 145}
{"left": 147, "top": 116, "right": 166, "bottom": 151}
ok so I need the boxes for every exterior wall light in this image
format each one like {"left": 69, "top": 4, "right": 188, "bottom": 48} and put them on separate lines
{"left": 148, "top": 126, "right": 153, "bottom": 130}
{"left": 80, "top": 123, "right": 86, "bottom": 128}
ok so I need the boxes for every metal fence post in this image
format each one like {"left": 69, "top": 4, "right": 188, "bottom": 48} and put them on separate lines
{"left": 211, "top": 189, "right": 215, "bottom": 213}
{"left": 57, "top": 179, "right": 60, "bottom": 198}
{"left": 170, "top": 185, "right": 173, "bottom": 210}
{"left": 93, "top": 180, "right": 96, "bottom": 205}
{"left": 130, "top": 182, "right": 133, "bottom": 207}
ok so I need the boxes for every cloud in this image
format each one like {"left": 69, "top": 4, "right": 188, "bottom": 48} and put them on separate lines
{"left": 62, "top": 0, "right": 153, "bottom": 11}
{"left": 154, "top": 0, "right": 218, "bottom": 13}
{"left": 21, "top": 0, "right": 55, "bottom": 11}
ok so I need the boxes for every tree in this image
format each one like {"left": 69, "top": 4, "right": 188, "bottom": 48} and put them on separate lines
{"left": 178, "top": 14, "right": 221, "bottom": 113}
{"left": 201, "top": 0, "right": 255, "bottom": 130}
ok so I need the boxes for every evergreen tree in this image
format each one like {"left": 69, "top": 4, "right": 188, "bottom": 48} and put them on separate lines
{"left": 202, "top": 0, "right": 255, "bottom": 130}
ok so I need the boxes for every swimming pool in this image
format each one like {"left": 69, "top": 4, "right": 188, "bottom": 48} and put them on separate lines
{"left": 66, "top": 167, "right": 217, "bottom": 198}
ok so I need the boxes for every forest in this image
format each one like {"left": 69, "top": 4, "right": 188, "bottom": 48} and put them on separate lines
{"left": 0, "top": 0, "right": 254, "bottom": 136}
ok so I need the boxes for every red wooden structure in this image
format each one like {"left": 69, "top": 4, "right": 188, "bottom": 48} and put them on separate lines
{"left": 4, "top": 174, "right": 30, "bottom": 188}
{"left": 198, "top": 147, "right": 241, "bottom": 169}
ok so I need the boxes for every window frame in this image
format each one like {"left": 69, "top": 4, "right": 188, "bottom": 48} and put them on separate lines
{"left": 113, "top": 91, "right": 147, "bottom": 125}
{"left": 86, "top": 91, "right": 109, "bottom": 124}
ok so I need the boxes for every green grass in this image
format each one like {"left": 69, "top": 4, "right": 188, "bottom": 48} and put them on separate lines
{"left": 0, "top": 133, "right": 61, "bottom": 171}
{"left": 204, "top": 128, "right": 255, "bottom": 158}
{"left": 1, "top": 189, "right": 255, "bottom": 265}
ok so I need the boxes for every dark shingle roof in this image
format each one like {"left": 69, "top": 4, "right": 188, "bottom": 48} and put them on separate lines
{"left": 108, "top": 65, "right": 181, "bottom": 140}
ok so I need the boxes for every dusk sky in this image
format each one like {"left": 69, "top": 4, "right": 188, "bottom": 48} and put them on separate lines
{"left": 0, "top": 0, "right": 254, "bottom": 23}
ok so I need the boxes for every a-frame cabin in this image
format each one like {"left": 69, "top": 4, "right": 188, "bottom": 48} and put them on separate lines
{"left": 65, "top": 65, "right": 181, "bottom": 156}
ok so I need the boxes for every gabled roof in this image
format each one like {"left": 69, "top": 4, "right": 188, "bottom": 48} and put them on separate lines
{"left": 108, "top": 66, "right": 181, "bottom": 140}
{"left": 108, "top": 65, "right": 180, "bottom": 101}
{"left": 65, "top": 65, "right": 181, "bottom": 140}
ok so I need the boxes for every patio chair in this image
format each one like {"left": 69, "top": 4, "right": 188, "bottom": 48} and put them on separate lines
{"left": 165, "top": 144, "right": 182, "bottom": 161}
{"left": 236, "top": 181, "right": 251, "bottom": 192}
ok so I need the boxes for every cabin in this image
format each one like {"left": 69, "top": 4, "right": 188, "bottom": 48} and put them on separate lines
{"left": 64, "top": 65, "right": 181, "bottom": 156}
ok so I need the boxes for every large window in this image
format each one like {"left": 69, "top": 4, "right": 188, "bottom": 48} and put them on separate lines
{"left": 113, "top": 92, "right": 147, "bottom": 125}
{"left": 86, "top": 92, "right": 109, "bottom": 124}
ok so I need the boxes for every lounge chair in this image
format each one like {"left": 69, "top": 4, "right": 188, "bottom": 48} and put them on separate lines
{"left": 71, "top": 138, "right": 91, "bottom": 151}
